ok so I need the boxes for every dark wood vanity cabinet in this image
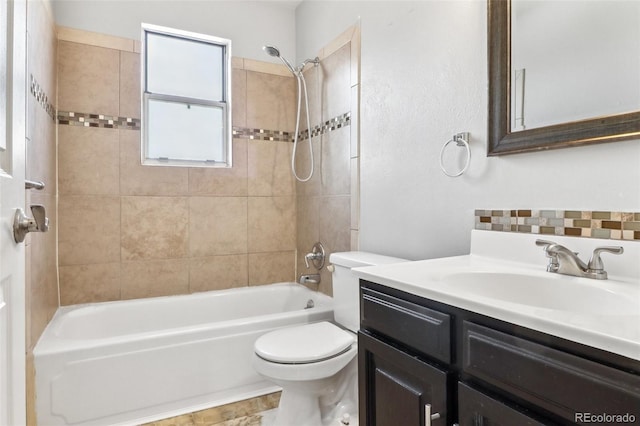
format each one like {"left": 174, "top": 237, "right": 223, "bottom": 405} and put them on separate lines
{"left": 358, "top": 281, "right": 640, "bottom": 426}
{"left": 358, "top": 331, "right": 449, "bottom": 426}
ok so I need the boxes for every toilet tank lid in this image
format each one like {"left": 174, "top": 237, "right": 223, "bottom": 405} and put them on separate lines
{"left": 329, "top": 251, "right": 408, "bottom": 268}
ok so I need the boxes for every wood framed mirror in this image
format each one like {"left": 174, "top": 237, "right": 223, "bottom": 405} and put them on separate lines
{"left": 487, "top": 0, "right": 640, "bottom": 156}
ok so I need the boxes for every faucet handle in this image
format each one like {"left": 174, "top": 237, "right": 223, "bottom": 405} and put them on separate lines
{"left": 31, "top": 205, "right": 49, "bottom": 232}
{"left": 535, "top": 239, "right": 560, "bottom": 272}
{"left": 535, "top": 239, "right": 557, "bottom": 248}
{"left": 587, "top": 246, "right": 624, "bottom": 271}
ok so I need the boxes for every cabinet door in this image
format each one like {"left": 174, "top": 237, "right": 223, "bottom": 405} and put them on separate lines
{"left": 458, "top": 382, "right": 555, "bottom": 426}
{"left": 359, "top": 331, "right": 448, "bottom": 426}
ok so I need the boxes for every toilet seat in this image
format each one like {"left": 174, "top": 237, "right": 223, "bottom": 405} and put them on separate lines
{"left": 255, "top": 321, "right": 355, "bottom": 364}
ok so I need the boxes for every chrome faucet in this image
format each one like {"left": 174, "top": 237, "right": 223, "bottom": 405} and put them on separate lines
{"left": 535, "top": 239, "right": 623, "bottom": 280}
{"left": 299, "top": 274, "right": 320, "bottom": 285}
{"left": 304, "top": 242, "right": 325, "bottom": 269}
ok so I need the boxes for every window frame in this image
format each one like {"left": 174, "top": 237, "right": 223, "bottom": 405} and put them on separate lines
{"left": 140, "top": 23, "right": 232, "bottom": 168}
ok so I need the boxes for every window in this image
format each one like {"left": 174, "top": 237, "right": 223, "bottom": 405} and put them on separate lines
{"left": 141, "top": 24, "right": 232, "bottom": 167}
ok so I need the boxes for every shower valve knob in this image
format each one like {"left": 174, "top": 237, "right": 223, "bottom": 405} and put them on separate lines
{"left": 13, "top": 205, "right": 49, "bottom": 243}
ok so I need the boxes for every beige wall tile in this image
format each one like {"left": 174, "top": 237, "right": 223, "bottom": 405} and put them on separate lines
{"left": 57, "top": 26, "right": 135, "bottom": 52}
{"left": 321, "top": 127, "right": 351, "bottom": 196}
{"left": 27, "top": 101, "right": 57, "bottom": 196}
{"left": 121, "top": 259, "right": 189, "bottom": 299}
{"left": 350, "top": 157, "right": 360, "bottom": 229}
{"left": 59, "top": 195, "right": 121, "bottom": 265}
{"left": 350, "top": 25, "right": 361, "bottom": 87}
{"left": 318, "top": 265, "right": 333, "bottom": 297}
{"left": 189, "top": 197, "right": 248, "bottom": 257}
{"left": 28, "top": 192, "right": 58, "bottom": 348}
{"left": 300, "top": 65, "right": 322, "bottom": 128}
{"left": 350, "top": 84, "right": 359, "bottom": 158}
{"left": 189, "top": 255, "right": 248, "bottom": 292}
{"left": 59, "top": 263, "right": 121, "bottom": 305}
{"left": 58, "top": 125, "right": 120, "bottom": 195}
{"left": 26, "top": 353, "right": 36, "bottom": 426}
{"left": 121, "top": 196, "right": 189, "bottom": 260}
{"left": 319, "top": 196, "right": 351, "bottom": 255}
{"left": 120, "top": 51, "right": 141, "bottom": 118}
{"left": 232, "top": 68, "right": 247, "bottom": 128}
{"left": 243, "top": 58, "right": 291, "bottom": 77}
{"left": 28, "top": 1, "right": 57, "bottom": 99}
{"left": 120, "top": 130, "right": 189, "bottom": 196}
{"left": 296, "top": 196, "right": 320, "bottom": 256}
{"left": 231, "top": 56, "right": 244, "bottom": 69}
{"left": 294, "top": 138, "right": 321, "bottom": 197}
{"left": 247, "top": 140, "right": 295, "bottom": 196}
{"left": 350, "top": 230, "right": 359, "bottom": 251}
{"left": 321, "top": 43, "right": 351, "bottom": 121}
{"left": 248, "top": 196, "right": 296, "bottom": 252}
{"left": 188, "top": 139, "right": 248, "bottom": 196}
{"left": 58, "top": 41, "right": 120, "bottom": 115}
{"left": 249, "top": 251, "right": 296, "bottom": 286}
{"left": 246, "top": 71, "right": 296, "bottom": 132}
{"left": 321, "top": 25, "right": 355, "bottom": 60}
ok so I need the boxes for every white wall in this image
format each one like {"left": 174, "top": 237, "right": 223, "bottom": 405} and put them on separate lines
{"left": 296, "top": 0, "right": 640, "bottom": 261}
{"left": 51, "top": 0, "right": 297, "bottom": 62}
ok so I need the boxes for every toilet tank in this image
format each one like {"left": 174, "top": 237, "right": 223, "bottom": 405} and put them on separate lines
{"left": 329, "top": 252, "right": 408, "bottom": 332}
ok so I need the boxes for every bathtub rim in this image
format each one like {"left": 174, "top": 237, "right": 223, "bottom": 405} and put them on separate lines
{"left": 34, "top": 282, "right": 333, "bottom": 356}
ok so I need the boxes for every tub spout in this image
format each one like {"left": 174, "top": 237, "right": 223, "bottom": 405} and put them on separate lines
{"left": 299, "top": 274, "right": 320, "bottom": 285}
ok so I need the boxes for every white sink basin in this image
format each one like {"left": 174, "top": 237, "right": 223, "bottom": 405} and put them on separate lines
{"left": 442, "top": 271, "right": 638, "bottom": 315}
{"left": 353, "top": 231, "right": 640, "bottom": 360}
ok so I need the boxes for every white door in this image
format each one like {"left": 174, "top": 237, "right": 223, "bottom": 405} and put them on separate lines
{"left": 0, "top": 0, "right": 27, "bottom": 425}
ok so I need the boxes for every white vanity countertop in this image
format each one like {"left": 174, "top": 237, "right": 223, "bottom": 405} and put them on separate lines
{"left": 353, "top": 230, "right": 640, "bottom": 361}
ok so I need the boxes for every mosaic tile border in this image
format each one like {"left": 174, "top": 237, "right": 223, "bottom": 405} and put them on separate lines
{"left": 475, "top": 210, "right": 640, "bottom": 241}
{"left": 57, "top": 109, "right": 351, "bottom": 144}
{"left": 299, "top": 112, "right": 351, "bottom": 141}
{"left": 58, "top": 111, "right": 141, "bottom": 130}
{"left": 233, "top": 127, "right": 293, "bottom": 142}
{"left": 233, "top": 112, "right": 351, "bottom": 143}
{"left": 30, "top": 75, "right": 56, "bottom": 121}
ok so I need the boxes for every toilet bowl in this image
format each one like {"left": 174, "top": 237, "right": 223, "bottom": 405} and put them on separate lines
{"left": 252, "top": 252, "right": 407, "bottom": 426}
{"left": 253, "top": 322, "right": 357, "bottom": 426}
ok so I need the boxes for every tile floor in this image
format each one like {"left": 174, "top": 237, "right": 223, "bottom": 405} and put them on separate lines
{"left": 141, "top": 392, "right": 281, "bottom": 426}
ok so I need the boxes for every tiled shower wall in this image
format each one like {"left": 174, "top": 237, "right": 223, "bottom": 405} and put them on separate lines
{"left": 296, "top": 25, "right": 361, "bottom": 295}
{"left": 56, "top": 28, "right": 300, "bottom": 304}
{"left": 26, "top": 1, "right": 58, "bottom": 424}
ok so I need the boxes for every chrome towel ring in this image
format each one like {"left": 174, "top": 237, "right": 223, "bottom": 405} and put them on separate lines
{"left": 439, "top": 132, "right": 470, "bottom": 177}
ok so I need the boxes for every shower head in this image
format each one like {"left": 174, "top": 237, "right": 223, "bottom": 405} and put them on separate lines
{"left": 262, "top": 45, "right": 297, "bottom": 76}
{"left": 263, "top": 45, "right": 281, "bottom": 58}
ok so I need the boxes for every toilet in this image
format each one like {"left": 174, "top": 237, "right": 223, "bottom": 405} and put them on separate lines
{"left": 252, "top": 252, "right": 407, "bottom": 426}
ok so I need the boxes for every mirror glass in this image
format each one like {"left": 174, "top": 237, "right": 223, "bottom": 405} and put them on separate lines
{"left": 487, "top": 0, "right": 640, "bottom": 155}
{"left": 510, "top": 1, "right": 640, "bottom": 131}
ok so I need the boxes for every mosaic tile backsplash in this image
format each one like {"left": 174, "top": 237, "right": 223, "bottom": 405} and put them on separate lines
{"left": 475, "top": 210, "right": 640, "bottom": 241}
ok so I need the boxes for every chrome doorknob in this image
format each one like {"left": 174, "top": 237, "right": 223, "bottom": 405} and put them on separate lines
{"left": 13, "top": 205, "right": 49, "bottom": 243}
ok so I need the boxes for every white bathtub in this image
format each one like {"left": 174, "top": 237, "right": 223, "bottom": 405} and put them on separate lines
{"left": 34, "top": 283, "right": 333, "bottom": 426}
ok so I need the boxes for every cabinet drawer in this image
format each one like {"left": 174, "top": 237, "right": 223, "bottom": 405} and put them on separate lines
{"left": 463, "top": 322, "right": 640, "bottom": 423}
{"left": 458, "top": 382, "right": 552, "bottom": 426}
{"left": 361, "top": 287, "right": 451, "bottom": 363}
